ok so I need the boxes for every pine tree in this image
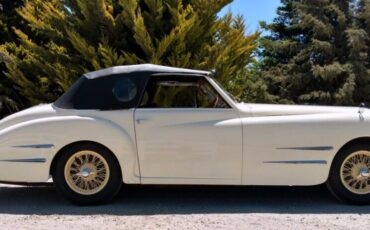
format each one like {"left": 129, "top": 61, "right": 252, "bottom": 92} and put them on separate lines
{"left": 0, "top": 0, "right": 259, "bottom": 105}
{"left": 351, "top": 0, "right": 370, "bottom": 103}
{"left": 260, "top": 0, "right": 359, "bottom": 105}
{"left": 0, "top": 0, "right": 25, "bottom": 118}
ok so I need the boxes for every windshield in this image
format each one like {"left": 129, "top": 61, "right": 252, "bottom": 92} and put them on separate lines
{"left": 208, "top": 77, "right": 238, "bottom": 103}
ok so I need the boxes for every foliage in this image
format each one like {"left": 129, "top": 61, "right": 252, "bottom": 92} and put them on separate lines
{"left": 259, "top": 0, "right": 370, "bottom": 105}
{"left": 0, "top": 0, "right": 25, "bottom": 117}
{"left": 351, "top": 0, "right": 370, "bottom": 103}
{"left": 0, "top": 0, "right": 259, "bottom": 105}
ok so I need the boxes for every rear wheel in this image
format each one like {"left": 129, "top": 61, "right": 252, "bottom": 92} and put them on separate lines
{"left": 327, "top": 144, "right": 370, "bottom": 204}
{"left": 53, "top": 143, "right": 122, "bottom": 205}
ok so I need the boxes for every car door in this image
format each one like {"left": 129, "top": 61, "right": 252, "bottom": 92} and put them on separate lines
{"left": 134, "top": 75, "right": 243, "bottom": 185}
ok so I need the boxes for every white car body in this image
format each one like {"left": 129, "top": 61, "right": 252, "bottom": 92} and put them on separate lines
{"left": 0, "top": 64, "right": 368, "bottom": 187}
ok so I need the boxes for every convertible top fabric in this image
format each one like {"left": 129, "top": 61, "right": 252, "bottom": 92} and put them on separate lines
{"left": 54, "top": 64, "right": 210, "bottom": 110}
{"left": 84, "top": 64, "right": 210, "bottom": 79}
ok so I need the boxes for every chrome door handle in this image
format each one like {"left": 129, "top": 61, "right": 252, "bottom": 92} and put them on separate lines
{"left": 136, "top": 118, "right": 150, "bottom": 124}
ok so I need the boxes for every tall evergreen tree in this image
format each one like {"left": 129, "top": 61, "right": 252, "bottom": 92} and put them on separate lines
{"left": 0, "top": 0, "right": 259, "bottom": 105}
{"left": 351, "top": 0, "right": 370, "bottom": 103}
{"left": 260, "top": 0, "right": 361, "bottom": 105}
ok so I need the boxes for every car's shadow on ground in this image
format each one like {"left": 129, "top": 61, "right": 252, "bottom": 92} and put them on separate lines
{"left": 0, "top": 184, "right": 369, "bottom": 215}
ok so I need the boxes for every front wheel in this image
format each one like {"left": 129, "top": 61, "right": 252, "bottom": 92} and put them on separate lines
{"left": 327, "top": 144, "right": 370, "bottom": 205}
{"left": 53, "top": 143, "right": 122, "bottom": 205}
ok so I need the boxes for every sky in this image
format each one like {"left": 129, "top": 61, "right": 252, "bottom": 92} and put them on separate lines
{"left": 219, "top": 0, "right": 281, "bottom": 33}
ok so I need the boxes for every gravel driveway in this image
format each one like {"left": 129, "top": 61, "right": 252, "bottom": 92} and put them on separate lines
{"left": 0, "top": 183, "right": 369, "bottom": 229}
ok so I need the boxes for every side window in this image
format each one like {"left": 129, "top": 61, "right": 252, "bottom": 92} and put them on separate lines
{"left": 139, "top": 76, "right": 230, "bottom": 109}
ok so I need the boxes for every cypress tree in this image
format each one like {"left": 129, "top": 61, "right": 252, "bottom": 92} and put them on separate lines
{"left": 260, "top": 0, "right": 359, "bottom": 105}
{"left": 0, "top": 0, "right": 259, "bottom": 105}
{"left": 0, "top": 0, "right": 25, "bottom": 118}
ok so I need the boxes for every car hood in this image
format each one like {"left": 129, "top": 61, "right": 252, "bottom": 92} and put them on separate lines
{"left": 0, "top": 103, "right": 57, "bottom": 131}
{"left": 236, "top": 103, "right": 361, "bottom": 117}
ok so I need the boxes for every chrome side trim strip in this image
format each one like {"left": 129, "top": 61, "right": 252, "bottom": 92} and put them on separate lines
{"left": 264, "top": 160, "right": 327, "bottom": 165}
{"left": 12, "top": 144, "right": 54, "bottom": 149}
{"left": 0, "top": 158, "right": 46, "bottom": 163}
{"left": 276, "top": 146, "right": 333, "bottom": 151}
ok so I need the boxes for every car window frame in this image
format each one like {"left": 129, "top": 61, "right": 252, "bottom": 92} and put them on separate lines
{"left": 137, "top": 74, "right": 233, "bottom": 110}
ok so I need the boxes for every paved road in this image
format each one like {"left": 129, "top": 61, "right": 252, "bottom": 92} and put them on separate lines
{"left": 0, "top": 183, "right": 369, "bottom": 229}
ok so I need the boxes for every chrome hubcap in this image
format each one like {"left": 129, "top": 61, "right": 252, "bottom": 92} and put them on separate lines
{"left": 360, "top": 168, "right": 370, "bottom": 177}
{"left": 77, "top": 168, "right": 95, "bottom": 178}
{"left": 64, "top": 151, "right": 110, "bottom": 195}
{"left": 340, "top": 151, "right": 370, "bottom": 195}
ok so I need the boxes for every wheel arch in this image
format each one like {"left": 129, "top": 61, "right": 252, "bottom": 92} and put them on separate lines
{"left": 336, "top": 136, "right": 370, "bottom": 157}
{"left": 328, "top": 136, "right": 370, "bottom": 175}
{"left": 49, "top": 140, "right": 122, "bottom": 178}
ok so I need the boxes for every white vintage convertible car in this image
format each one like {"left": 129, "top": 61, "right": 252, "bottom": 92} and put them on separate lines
{"left": 0, "top": 64, "right": 370, "bottom": 205}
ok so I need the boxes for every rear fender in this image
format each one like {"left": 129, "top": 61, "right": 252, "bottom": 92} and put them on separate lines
{"left": 0, "top": 116, "right": 140, "bottom": 183}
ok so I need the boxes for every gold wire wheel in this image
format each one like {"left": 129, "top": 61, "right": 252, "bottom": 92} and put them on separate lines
{"left": 340, "top": 150, "right": 370, "bottom": 195}
{"left": 64, "top": 150, "right": 110, "bottom": 195}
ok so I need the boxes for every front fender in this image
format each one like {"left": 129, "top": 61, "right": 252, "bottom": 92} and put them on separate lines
{"left": 0, "top": 115, "right": 140, "bottom": 183}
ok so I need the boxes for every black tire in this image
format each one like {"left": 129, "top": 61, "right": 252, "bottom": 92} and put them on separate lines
{"left": 53, "top": 143, "right": 122, "bottom": 205}
{"left": 327, "top": 144, "right": 370, "bottom": 205}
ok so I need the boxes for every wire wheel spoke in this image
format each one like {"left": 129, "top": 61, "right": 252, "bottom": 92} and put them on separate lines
{"left": 64, "top": 150, "right": 110, "bottom": 195}
{"left": 340, "top": 151, "right": 370, "bottom": 195}
{"left": 361, "top": 181, "right": 367, "bottom": 189}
